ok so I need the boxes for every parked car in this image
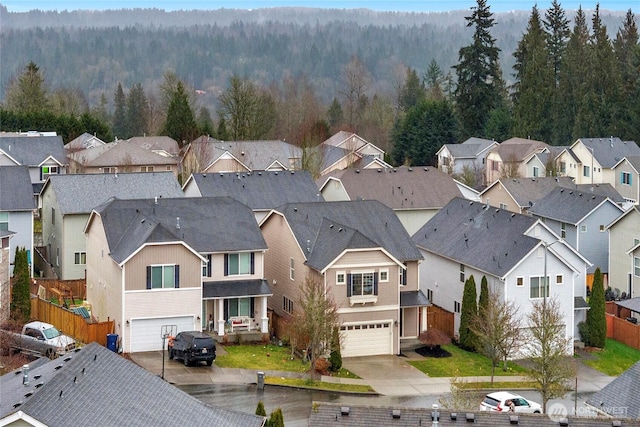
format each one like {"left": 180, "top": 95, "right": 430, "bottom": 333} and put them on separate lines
{"left": 0, "top": 321, "right": 76, "bottom": 358}
{"left": 479, "top": 391, "right": 542, "bottom": 413}
{"left": 168, "top": 331, "right": 216, "bottom": 366}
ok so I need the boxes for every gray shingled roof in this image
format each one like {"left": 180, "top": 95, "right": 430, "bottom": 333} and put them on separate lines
{"left": 0, "top": 166, "right": 35, "bottom": 211}
{"left": 45, "top": 172, "right": 184, "bottom": 214}
{"left": 528, "top": 187, "right": 620, "bottom": 224}
{"left": 126, "top": 136, "right": 180, "bottom": 156}
{"left": 445, "top": 137, "right": 496, "bottom": 158}
{"left": 615, "top": 297, "right": 640, "bottom": 314}
{"left": 579, "top": 137, "right": 640, "bottom": 168}
{"left": 0, "top": 135, "right": 66, "bottom": 166}
{"left": 320, "top": 166, "right": 462, "bottom": 210}
{"left": 95, "top": 197, "right": 267, "bottom": 263}
{"left": 412, "top": 197, "right": 539, "bottom": 277}
{"left": 275, "top": 200, "right": 423, "bottom": 270}
{"left": 74, "top": 141, "right": 178, "bottom": 167}
{"left": 400, "top": 290, "right": 430, "bottom": 307}
{"left": 491, "top": 137, "right": 549, "bottom": 162}
{"left": 203, "top": 279, "right": 272, "bottom": 298}
{"left": 189, "top": 170, "right": 322, "bottom": 210}
{"left": 199, "top": 138, "right": 302, "bottom": 171}
{"left": 309, "top": 402, "right": 623, "bottom": 426}
{"left": 0, "top": 343, "right": 265, "bottom": 426}
{"left": 487, "top": 177, "right": 576, "bottom": 208}
{"left": 586, "top": 360, "right": 640, "bottom": 420}
{"left": 624, "top": 156, "right": 640, "bottom": 172}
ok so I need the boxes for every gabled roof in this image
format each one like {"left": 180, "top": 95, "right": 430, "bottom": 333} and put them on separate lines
{"left": 125, "top": 136, "right": 180, "bottom": 157}
{"left": 490, "top": 137, "right": 549, "bottom": 162}
{"left": 185, "top": 170, "right": 322, "bottom": 210}
{"left": 0, "top": 343, "right": 265, "bottom": 427}
{"left": 69, "top": 141, "right": 178, "bottom": 167}
{"left": 319, "top": 166, "right": 462, "bottom": 210}
{"left": 528, "top": 187, "right": 623, "bottom": 224}
{"left": 93, "top": 197, "right": 267, "bottom": 264}
{"left": 43, "top": 172, "right": 184, "bottom": 214}
{"left": 481, "top": 177, "right": 573, "bottom": 209}
{"left": 575, "top": 137, "right": 640, "bottom": 168}
{"left": 612, "top": 155, "right": 640, "bottom": 172}
{"left": 440, "top": 137, "right": 497, "bottom": 158}
{"left": 0, "top": 166, "right": 35, "bottom": 211}
{"left": 65, "top": 133, "right": 106, "bottom": 152}
{"left": 0, "top": 135, "right": 66, "bottom": 166}
{"left": 412, "top": 197, "right": 540, "bottom": 278}
{"left": 586, "top": 360, "right": 640, "bottom": 419}
{"left": 269, "top": 200, "right": 422, "bottom": 270}
{"left": 323, "top": 131, "right": 377, "bottom": 151}
{"left": 194, "top": 138, "right": 302, "bottom": 172}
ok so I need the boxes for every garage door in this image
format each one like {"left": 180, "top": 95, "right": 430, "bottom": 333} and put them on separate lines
{"left": 340, "top": 321, "right": 393, "bottom": 357}
{"left": 130, "top": 316, "right": 194, "bottom": 352}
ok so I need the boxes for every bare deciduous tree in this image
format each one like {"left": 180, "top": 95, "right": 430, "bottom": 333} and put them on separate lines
{"left": 524, "top": 297, "right": 576, "bottom": 413}
{"left": 438, "top": 374, "right": 484, "bottom": 411}
{"left": 340, "top": 55, "right": 371, "bottom": 131}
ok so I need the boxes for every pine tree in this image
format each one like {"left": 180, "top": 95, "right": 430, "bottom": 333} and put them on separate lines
{"left": 4, "top": 62, "right": 50, "bottom": 113}
{"left": 126, "top": 82, "right": 149, "bottom": 137}
{"left": 453, "top": 0, "right": 506, "bottom": 140}
{"left": 112, "top": 82, "right": 127, "bottom": 139}
{"left": 459, "top": 274, "right": 478, "bottom": 351}
{"left": 478, "top": 276, "right": 489, "bottom": 319}
{"left": 613, "top": 10, "right": 640, "bottom": 141}
{"left": 255, "top": 401, "right": 267, "bottom": 417}
{"left": 162, "top": 81, "right": 197, "bottom": 148}
{"left": 327, "top": 97, "right": 343, "bottom": 128}
{"left": 11, "top": 247, "right": 31, "bottom": 323}
{"left": 267, "top": 408, "right": 284, "bottom": 427}
{"left": 512, "top": 5, "right": 554, "bottom": 142}
{"left": 586, "top": 267, "right": 606, "bottom": 348}
{"left": 397, "top": 67, "right": 425, "bottom": 111}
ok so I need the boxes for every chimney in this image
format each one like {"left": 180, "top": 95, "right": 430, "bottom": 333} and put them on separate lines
{"left": 22, "top": 364, "right": 29, "bottom": 386}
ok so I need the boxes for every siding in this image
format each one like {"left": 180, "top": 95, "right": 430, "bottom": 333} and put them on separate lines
{"left": 125, "top": 244, "right": 201, "bottom": 291}
{"left": 609, "top": 210, "right": 640, "bottom": 296}
{"left": 481, "top": 184, "right": 520, "bottom": 213}
{"left": 61, "top": 214, "right": 90, "bottom": 280}
{"left": 206, "top": 251, "right": 264, "bottom": 281}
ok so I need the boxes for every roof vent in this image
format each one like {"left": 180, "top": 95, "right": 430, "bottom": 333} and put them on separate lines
{"left": 355, "top": 169, "right": 360, "bottom": 173}
{"left": 13, "top": 403, "right": 22, "bottom": 409}
{"left": 612, "top": 421, "right": 622, "bottom": 427}
{"left": 509, "top": 414, "right": 519, "bottom": 424}
{"left": 392, "top": 409, "right": 401, "bottom": 419}
{"left": 340, "top": 407, "right": 350, "bottom": 416}
{"left": 465, "top": 413, "right": 475, "bottom": 422}
{"left": 450, "top": 413, "right": 457, "bottom": 420}
{"left": 558, "top": 419, "right": 569, "bottom": 426}
{"left": 22, "top": 364, "right": 29, "bottom": 386}
{"left": 176, "top": 217, "right": 180, "bottom": 229}
{"left": 55, "top": 365, "right": 63, "bottom": 370}
{"left": 378, "top": 169, "right": 382, "bottom": 173}
{"left": 274, "top": 171, "right": 278, "bottom": 175}
{"left": 408, "top": 167, "right": 412, "bottom": 172}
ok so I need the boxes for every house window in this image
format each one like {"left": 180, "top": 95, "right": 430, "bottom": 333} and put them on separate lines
{"left": 202, "top": 254, "right": 212, "bottom": 277}
{"left": 290, "top": 257, "right": 294, "bottom": 280}
{"left": 561, "top": 222, "right": 566, "bottom": 239}
{"left": 491, "top": 160, "right": 499, "bottom": 171}
{"left": 41, "top": 165, "right": 58, "bottom": 180}
{"left": 348, "top": 272, "right": 376, "bottom": 297}
{"left": 228, "top": 297, "right": 251, "bottom": 317}
{"left": 140, "top": 166, "right": 155, "bottom": 172}
{"left": 51, "top": 207, "right": 55, "bottom": 225}
{"left": 499, "top": 203, "right": 508, "bottom": 210}
{"left": 103, "top": 167, "right": 116, "bottom": 174}
{"left": 530, "top": 276, "right": 549, "bottom": 299}
{"left": 622, "top": 172, "right": 632, "bottom": 185}
{"left": 516, "top": 277, "right": 524, "bottom": 287}
{"left": 225, "top": 252, "right": 253, "bottom": 276}
{"left": 634, "top": 238, "right": 640, "bottom": 246}
{"left": 336, "top": 271, "right": 346, "bottom": 285}
{"left": 399, "top": 264, "right": 407, "bottom": 286}
{"left": 454, "top": 301, "right": 461, "bottom": 313}
{"left": 583, "top": 166, "right": 590, "bottom": 177}
{"left": 635, "top": 257, "right": 640, "bottom": 277}
{"left": 0, "top": 212, "right": 8, "bottom": 231}
{"left": 460, "top": 264, "right": 465, "bottom": 282}
{"left": 560, "top": 162, "right": 566, "bottom": 173}
{"left": 283, "top": 296, "right": 294, "bottom": 314}
{"left": 427, "top": 289, "right": 433, "bottom": 301}
{"left": 74, "top": 252, "right": 86, "bottom": 265}
{"left": 147, "top": 264, "right": 178, "bottom": 289}
{"left": 599, "top": 225, "right": 605, "bottom": 232}
{"left": 556, "top": 275, "right": 563, "bottom": 285}
{"left": 580, "top": 225, "right": 587, "bottom": 233}
{"left": 56, "top": 247, "right": 60, "bottom": 266}
{"left": 379, "top": 269, "right": 389, "bottom": 282}
{"left": 533, "top": 166, "right": 539, "bottom": 177}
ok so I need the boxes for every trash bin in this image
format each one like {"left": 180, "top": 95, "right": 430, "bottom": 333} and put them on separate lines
{"left": 106, "top": 334, "right": 118, "bottom": 352}
{"left": 257, "top": 371, "right": 265, "bottom": 390}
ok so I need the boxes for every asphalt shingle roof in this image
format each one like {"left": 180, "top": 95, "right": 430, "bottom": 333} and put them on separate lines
{"left": 528, "top": 187, "right": 618, "bottom": 224}
{"left": 579, "top": 137, "right": 640, "bottom": 168}
{"left": 198, "top": 138, "right": 302, "bottom": 171}
{"left": 189, "top": 170, "right": 322, "bottom": 210}
{"left": 45, "top": 172, "right": 184, "bottom": 214}
{"left": 0, "top": 343, "right": 265, "bottom": 426}
{"left": 491, "top": 137, "right": 549, "bottom": 162}
{"left": 275, "top": 200, "right": 423, "bottom": 270}
{"left": 71, "top": 141, "right": 178, "bottom": 167}
{"left": 412, "top": 197, "right": 539, "bottom": 277}
{"left": 0, "top": 166, "right": 35, "bottom": 211}
{"left": 320, "top": 166, "right": 462, "bottom": 210}
{"left": 95, "top": 197, "right": 267, "bottom": 263}
{"left": 586, "top": 360, "right": 640, "bottom": 420}
{"left": 486, "top": 177, "right": 575, "bottom": 209}
{"left": 0, "top": 135, "right": 66, "bottom": 166}
{"left": 445, "top": 137, "right": 496, "bottom": 158}
{"left": 203, "top": 279, "right": 272, "bottom": 298}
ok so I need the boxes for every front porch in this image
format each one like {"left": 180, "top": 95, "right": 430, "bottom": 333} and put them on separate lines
{"left": 204, "top": 328, "right": 267, "bottom": 344}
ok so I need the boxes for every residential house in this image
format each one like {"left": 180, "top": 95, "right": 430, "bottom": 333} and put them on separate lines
{"left": 315, "top": 143, "right": 390, "bottom": 177}
{"left": 260, "top": 200, "right": 426, "bottom": 357}
{"left": 611, "top": 156, "right": 640, "bottom": 205}
{"left": 322, "top": 131, "right": 386, "bottom": 161}
{"left": 65, "top": 132, "right": 107, "bottom": 154}
{"left": 0, "top": 342, "right": 265, "bottom": 427}
{"left": 0, "top": 166, "right": 35, "bottom": 276}
{"left": 85, "top": 197, "right": 270, "bottom": 352}
{"left": 0, "top": 230, "right": 12, "bottom": 323}
{"left": 522, "top": 145, "right": 567, "bottom": 179}
{"left": 480, "top": 176, "right": 575, "bottom": 214}
{"left": 485, "top": 137, "right": 549, "bottom": 184}
{"left": 0, "top": 132, "right": 67, "bottom": 209}
{"left": 529, "top": 187, "right": 625, "bottom": 282}
{"left": 556, "top": 137, "right": 640, "bottom": 186}
{"left": 317, "top": 166, "right": 468, "bottom": 236}
{"left": 611, "top": 208, "right": 640, "bottom": 298}
{"left": 436, "top": 137, "right": 497, "bottom": 178}
{"left": 586, "top": 360, "right": 640, "bottom": 420}
{"left": 67, "top": 140, "right": 179, "bottom": 175}
{"left": 126, "top": 135, "right": 180, "bottom": 158}
{"left": 413, "top": 197, "right": 590, "bottom": 347}
{"left": 40, "top": 172, "right": 184, "bottom": 280}
{"left": 182, "top": 170, "right": 322, "bottom": 223}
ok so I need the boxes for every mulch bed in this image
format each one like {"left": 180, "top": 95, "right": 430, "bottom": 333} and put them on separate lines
{"left": 415, "top": 345, "right": 452, "bottom": 358}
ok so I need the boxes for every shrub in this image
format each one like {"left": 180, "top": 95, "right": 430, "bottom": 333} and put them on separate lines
{"left": 419, "top": 328, "right": 452, "bottom": 350}
{"left": 255, "top": 401, "right": 266, "bottom": 417}
{"left": 329, "top": 349, "right": 342, "bottom": 372}
{"left": 577, "top": 321, "right": 590, "bottom": 346}
{"left": 314, "top": 356, "right": 330, "bottom": 375}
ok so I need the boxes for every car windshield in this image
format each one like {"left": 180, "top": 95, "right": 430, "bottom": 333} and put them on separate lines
{"left": 42, "top": 327, "right": 61, "bottom": 339}
{"left": 194, "top": 338, "right": 214, "bottom": 348}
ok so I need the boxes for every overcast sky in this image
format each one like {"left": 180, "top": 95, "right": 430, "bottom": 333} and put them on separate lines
{"left": 3, "top": 1, "right": 638, "bottom": 13}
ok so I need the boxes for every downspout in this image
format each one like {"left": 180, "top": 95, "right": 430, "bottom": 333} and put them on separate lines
{"left": 121, "top": 263, "right": 126, "bottom": 353}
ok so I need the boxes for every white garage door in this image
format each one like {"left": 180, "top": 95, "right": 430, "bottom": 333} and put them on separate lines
{"left": 340, "top": 321, "right": 393, "bottom": 357}
{"left": 130, "top": 316, "right": 194, "bottom": 352}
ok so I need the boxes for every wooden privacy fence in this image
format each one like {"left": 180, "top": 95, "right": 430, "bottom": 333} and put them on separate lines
{"left": 606, "top": 313, "right": 640, "bottom": 350}
{"left": 30, "top": 297, "right": 114, "bottom": 347}
{"left": 33, "top": 278, "right": 86, "bottom": 301}
{"left": 427, "top": 304, "right": 455, "bottom": 338}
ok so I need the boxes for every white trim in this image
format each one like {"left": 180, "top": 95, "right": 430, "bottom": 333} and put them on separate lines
{"left": 0, "top": 411, "right": 48, "bottom": 427}
{"left": 379, "top": 268, "right": 389, "bottom": 282}
{"left": 337, "top": 304, "right": 397, "bottom": 314}
{"left": 336, "top": 270, "right": 346, "bottom": 285}
{"left": 321, "top": 247, "right": 404, "bottom": 274}
{"left": 119, "top": 241, "right": 206, "bottom": 266}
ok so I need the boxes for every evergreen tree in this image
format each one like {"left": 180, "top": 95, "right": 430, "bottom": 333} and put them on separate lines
{"left": 613, "top": 10, "right": 640, "bottom": 141}
{"left": 459, "top": 274, "right": 478, "bottom": 351}
{"left": 484, "top": 104, "right": 512, "bottom": 142}
{"left": 327, "top": 97, "right": 343, "bottom": 128}
{"left": 196, "top": 106, "right": 215, "bottom": 138}
{"left": 478, "top": 276, "right": 489, "bottom": 320}
{"left": 397, "top": 67, "right": 425, "bottom": 111}
{"left": 557, "top": 7, "right": 589, "bottom": 143}
{"left": 453, "top": 0, "right": 506, "bottom": 140}
{"left": 512, "top": 6, "right": 553, "bottom": 142}
{"left": 11, "top": 247, "right": 31, "bottom": 323}
{"left": 586, "top": 267, "right": 607, "bottom": 348}
{"left": 162, "top": 81, "right": 197, "bottom": 148}
{"left": 424, "top": 60, "right": 445, "bottom": 100}
{"left": 4, "top": 62, "right": 50, "bottom": 114}
{"left": 216, "top": 114, "right": 229, "bottom": 141}
{"left": 267, "top": 408, "right": 284, "bottom": 427}
{"left": 255, "top": 401, "right": 267, "bottom": 417}
{"left": 112, "top": 82, "right": 127, "bottom": 139}
{"left": 126, "top": 82, "right": 149, "bottom": 137}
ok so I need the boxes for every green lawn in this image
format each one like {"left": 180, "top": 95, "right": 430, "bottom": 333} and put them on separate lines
{"left": 408, "top": 344, "right": 528, "bottom": 377}
{"left": 582, "top": 338, "right": 640, "bottom": 376}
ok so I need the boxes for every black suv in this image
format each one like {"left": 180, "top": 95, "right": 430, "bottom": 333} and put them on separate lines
{"left": 168, "top": 331, "right": 216, "bottom": 366}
